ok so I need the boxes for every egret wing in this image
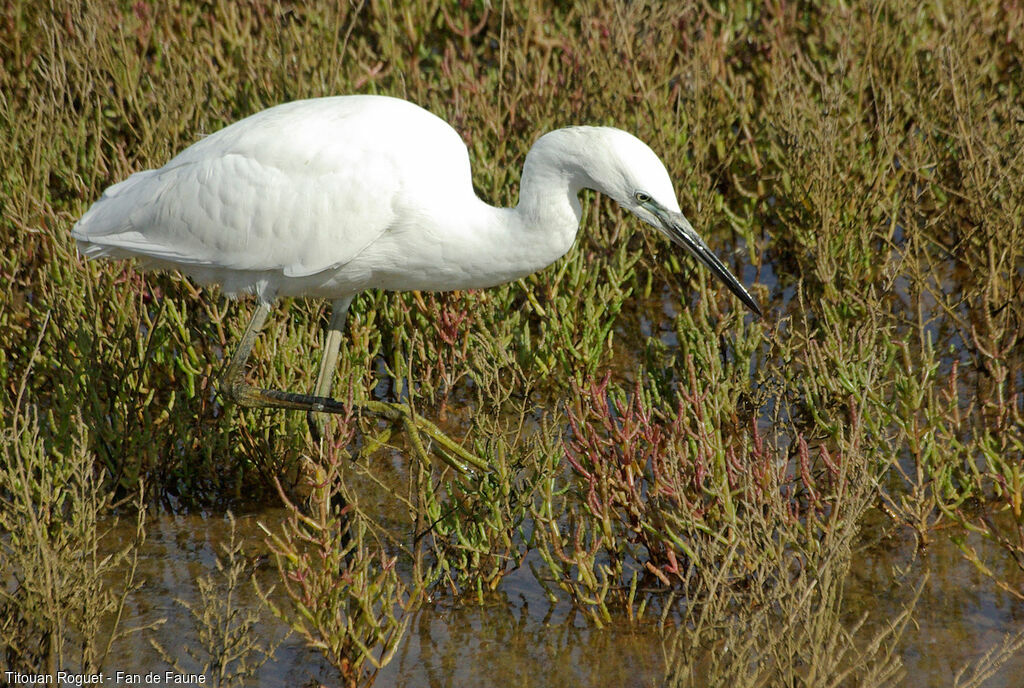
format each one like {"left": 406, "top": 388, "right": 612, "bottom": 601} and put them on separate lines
{"left": 72, "top": 97, "right": 463, "bottom": 277}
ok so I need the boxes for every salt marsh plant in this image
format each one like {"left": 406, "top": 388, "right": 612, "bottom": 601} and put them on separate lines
{"left": 1, "top": 0, "right": 1022, "bottom": 683}
{"left": 151, "top": 513, "right": 280, "bottom": 688}
{"left": 259, "top": 441, "right": 416, "bottom": 688}
{"left": 0, "top": 324, "right": 146, "bottom": 675}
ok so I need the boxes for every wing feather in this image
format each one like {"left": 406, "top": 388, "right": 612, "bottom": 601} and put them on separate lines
{"left": 72, "top": 96, "right": 464, "bottom": 278}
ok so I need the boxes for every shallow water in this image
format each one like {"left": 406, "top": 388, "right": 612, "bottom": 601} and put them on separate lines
{"left": 80, "top": 264, "right": 1024, "bottom": 686}
{"left": 102, "top": 508, "right": 1024, "bottom": 687}
{"left": 96, "top": 260, "right": 1024, "bottom": 686}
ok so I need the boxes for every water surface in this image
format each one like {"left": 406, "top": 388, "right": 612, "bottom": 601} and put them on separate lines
{"left": 105, "top": 510, "right": 1024, "bottom": 687}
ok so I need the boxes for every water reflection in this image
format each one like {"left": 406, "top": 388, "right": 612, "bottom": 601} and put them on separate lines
{"left": 97, "top": 510, "right": 1024, "bottom": 687}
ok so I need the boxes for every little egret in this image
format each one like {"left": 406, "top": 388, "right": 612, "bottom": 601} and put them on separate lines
{"left": 73, "top": 95, "right": 761, "bottom": 449}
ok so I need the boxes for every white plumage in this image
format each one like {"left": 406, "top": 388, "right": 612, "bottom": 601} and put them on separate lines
{"left": 73, "top": 95, "right": 760, "bottom": 435}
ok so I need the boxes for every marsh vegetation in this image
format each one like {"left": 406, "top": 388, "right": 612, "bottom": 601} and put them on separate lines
{"left": 2, "top": 1, "right": 1022, "bottom": 685}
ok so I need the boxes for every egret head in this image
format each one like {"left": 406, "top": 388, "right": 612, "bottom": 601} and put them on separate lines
{"left": 582, "top": 127, "right": 762, "bottom": 318}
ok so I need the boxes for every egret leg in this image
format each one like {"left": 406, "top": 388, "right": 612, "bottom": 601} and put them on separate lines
{"left": 307, "top": 296, "right": 354, "bottom": 442}
{"left": 220, "top": 301, "right": 273, "bottom": 407}
{"left": 219, "top": 301, "right": 347, "bottom": 413}
{"left": 220, "top": 302, "right": 490, "bottom": 474}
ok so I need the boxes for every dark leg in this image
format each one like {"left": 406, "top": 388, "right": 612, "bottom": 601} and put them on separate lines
{"left": 307, "top": 296, "right": 354, "bottom": 442}
{"left": 220, "top": 300, "right": 351, "bottom": 414}
{"left": 219, "top": 300, "right": 489, "bottom": 474}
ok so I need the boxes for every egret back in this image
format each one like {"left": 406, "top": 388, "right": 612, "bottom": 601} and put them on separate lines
{"left": 72, "top": 96, "right": 474, "bottom": 295}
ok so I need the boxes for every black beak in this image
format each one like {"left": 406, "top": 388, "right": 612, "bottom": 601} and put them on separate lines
{"left": 656, "top": 208, "right": 762, "bottom": 318}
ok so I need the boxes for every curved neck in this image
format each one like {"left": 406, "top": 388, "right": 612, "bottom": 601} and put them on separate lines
{"left": 417, "top": 129, "right": 595, "bottom": 290}
{"left": 517, "top": 128, "right": 593, "bottom": 227}
{"left": 505, "top": 128, "right": 599, "bottom": 260}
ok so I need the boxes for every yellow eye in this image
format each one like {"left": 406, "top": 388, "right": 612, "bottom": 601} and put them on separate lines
{"left": 634, "top": 191, "right": 651, "bottom": 203}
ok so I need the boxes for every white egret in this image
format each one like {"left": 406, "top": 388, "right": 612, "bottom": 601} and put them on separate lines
{"left": 72, "top": 95, "right": 761, "bottom": 449}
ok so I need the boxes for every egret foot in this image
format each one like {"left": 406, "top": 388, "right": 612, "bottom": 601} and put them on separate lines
{"left": 219, "top": 301, "right": 488, "bottom": 474}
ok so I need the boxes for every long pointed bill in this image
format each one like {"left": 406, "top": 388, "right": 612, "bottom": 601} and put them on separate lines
{"left": 658, "top": 209, "right": 762, "bottom": 318}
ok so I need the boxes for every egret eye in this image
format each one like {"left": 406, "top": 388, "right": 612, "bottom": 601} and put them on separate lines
{"left": 634, "top": 191, "right": 652, "bottom": 204}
